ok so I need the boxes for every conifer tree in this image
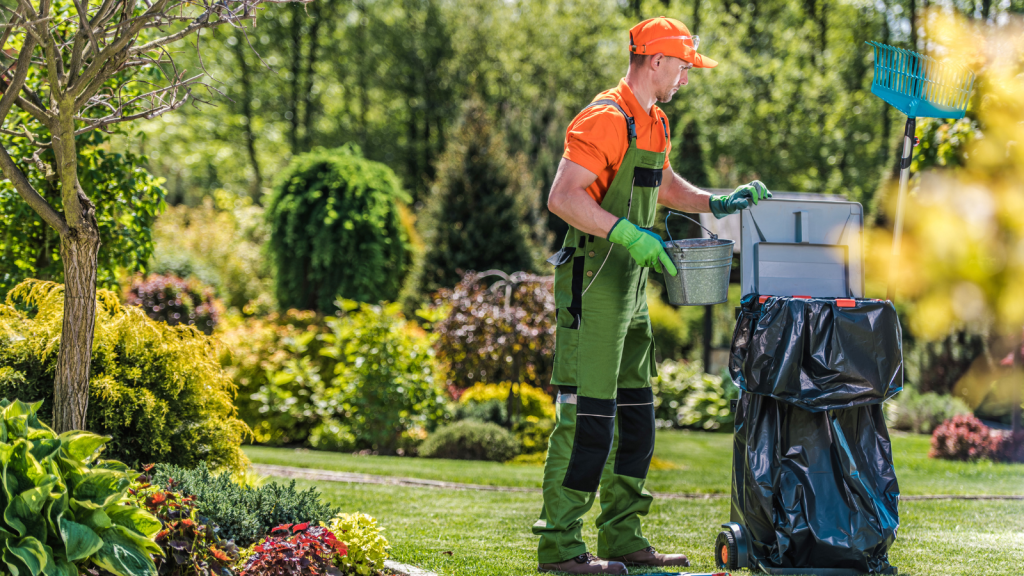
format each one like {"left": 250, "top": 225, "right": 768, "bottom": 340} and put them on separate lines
{"left": 410, "top": 100, "right": 548, "bottom": 298}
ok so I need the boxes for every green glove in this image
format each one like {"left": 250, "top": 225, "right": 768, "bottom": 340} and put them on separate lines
{"left": 608, "top": 218, "right": 678, "bottom": 276}
{"left": 709, "top": 180, "right": 772, "bottom": 218}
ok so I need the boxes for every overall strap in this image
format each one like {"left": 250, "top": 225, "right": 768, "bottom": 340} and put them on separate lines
{"left": 584, "top": 99, "right": 636, "bottom": 142}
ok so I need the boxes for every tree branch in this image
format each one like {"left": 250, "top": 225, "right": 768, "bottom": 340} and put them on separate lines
{"left": 0, "top": 142, "right": 68, "bottom": 235}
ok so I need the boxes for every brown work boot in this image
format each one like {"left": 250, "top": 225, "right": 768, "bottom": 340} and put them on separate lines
{"left": 603, "top": 546, "right": 690, "bottom": 567}
{"left": 538, "top": 553, "right": 627, "bottom": 574}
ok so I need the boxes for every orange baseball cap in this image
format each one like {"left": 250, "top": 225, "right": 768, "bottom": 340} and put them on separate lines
{"left": 629, "top": 17, "right": 718, "bottom": 69}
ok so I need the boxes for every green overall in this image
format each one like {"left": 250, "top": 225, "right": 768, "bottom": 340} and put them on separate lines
{"left": 533, "top": 99, "right": 668, "bottom": 563}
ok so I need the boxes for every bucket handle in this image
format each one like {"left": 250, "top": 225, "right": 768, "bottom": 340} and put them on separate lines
{"left": 665, "top": 211, "right": 718, "bottom": 242}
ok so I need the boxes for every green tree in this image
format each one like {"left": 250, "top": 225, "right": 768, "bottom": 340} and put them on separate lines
{"left": 408, "top": 99, "right": 547, "bottom": 299}
{"left": 0, "top": 118, "right": 166, "bottom": 297}
{"left": 267, "top": 145, "right": 412, "bottom": 312}
{"left": 0, "top": 0, "right": 306, "bottom": 432}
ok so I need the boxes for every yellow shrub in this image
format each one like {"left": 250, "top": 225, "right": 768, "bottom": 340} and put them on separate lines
{"left": 459, "top": 382, "right": 555, "bottom": 419}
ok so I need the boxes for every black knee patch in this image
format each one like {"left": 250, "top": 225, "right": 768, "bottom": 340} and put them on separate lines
{"left": 614, "top": 388, "right": 655, "bottom": 479}
{"left": 563, "top": 396, "right": 616, "bottom": 492}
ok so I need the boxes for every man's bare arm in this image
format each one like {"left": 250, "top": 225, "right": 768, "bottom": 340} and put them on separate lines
{"left": 657, "top": 167, "right": 713, "bottom": 213}
{"left": 547, "top": 158, "right": 620, "bottom": 238}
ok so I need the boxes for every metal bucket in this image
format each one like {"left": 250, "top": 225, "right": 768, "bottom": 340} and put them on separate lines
{"left": 661, "top": 212, "right": 734, "bottom": 306}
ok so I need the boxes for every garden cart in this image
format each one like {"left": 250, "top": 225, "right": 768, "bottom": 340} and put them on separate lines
{"left": 714, "top": 198, "right": 903, "bottom": 575}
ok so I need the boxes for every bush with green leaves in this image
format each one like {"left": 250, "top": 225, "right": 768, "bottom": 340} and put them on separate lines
{"left": 420, "top": 420, "right": 521, "bottom": 462}
{"left": 219, "top": 300, "right": 446, "bottom": 453}
{"left": 0, "top": 398, "right": 162, "bottom": 576}
{"left": 318, "top": 300, "right": 450, "bottom": 453}
{"left": 323, "top": 513, "right": 390, "bottom": 576}
{"left": 653, "top": 360, "right": 739, "bottom": 431}
{"left": 217, "top": 310, "right": 331, "bottom": 447}
{"left": 267, "top": 144, "right": 411, "bottom": 312}
{"left": 0, "top": 280, "right": 248, "bottom": 470}
{"left": 885, "top": 388, "right": 972, "bottom": 434}
{"left": 152, "top": 462, "right": 338, "bottom": 547}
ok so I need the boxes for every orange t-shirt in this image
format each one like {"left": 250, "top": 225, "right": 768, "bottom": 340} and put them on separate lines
{"left": 562, "top": 79, "right": 672, "bottom": 204}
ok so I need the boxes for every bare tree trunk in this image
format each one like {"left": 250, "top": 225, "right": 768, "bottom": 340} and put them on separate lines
{"left": 50, "top": 101, "right": 99, "bottom": 433}
{"left": 53, "top": 223, "right": 100, "bottom": 432}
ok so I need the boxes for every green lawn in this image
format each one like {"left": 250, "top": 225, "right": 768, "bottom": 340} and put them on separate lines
{"left": 280, "top": 478, "right": 1024, "bottom": 576}
{"left": 245, "top": 429, "right": 1024, "bottom": 496}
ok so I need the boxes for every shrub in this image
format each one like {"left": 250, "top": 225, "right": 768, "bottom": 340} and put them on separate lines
{"left": 150, "top": 193, "right": 275, "bottom": 311}
{"left": 153, "top": 462, "right": 339, "bottom": 547}
{"left": 929, "top": 414, "right": 997, "bottom": 461}
{"left": 653, "top": 360, "right": 738, "bottom": 431}
{"left": 0, "top": 280, "right": 249, "bottom": 469}
{"left": 0, "top": 398, "right": 162, "bottom": 576}
{"left": 130, "top": 468, "right": 239, "bottom": 576}
{"left": 885, "top": 388, "right": 972, "bottom": 434}
{"left": 459, "top": 382, "right": 555, "bottom": 420}
{"left": 405, "top": 99, "right": 548, "bottom": 300}
{"left": 432, "top": 271, "right": 555, "bottom": 396}
{"left": 127, "top": 273, "right": 221, "bottom": 334}
{"left": 217, "top": 310, "right": 332, "bottom": 446}
{"left": 267, "top": 144, "right": 411, "bottom": 312}
{"left": 420, "top": 420, "right": 521, "bottom": 462}
{"left": 220, "top": 300, "right": 446, "bottom": 453}
{"left": 514, "top": 417, "right": 555, "bottom": 455}
{"left": 241, "top": 523, "right": 346, "bottom": 576}
{"left": 323, "top": 513, "right": 390, "bottom": 576}
{"left": 318, "top": 300, "right": 449, "bottom": 453}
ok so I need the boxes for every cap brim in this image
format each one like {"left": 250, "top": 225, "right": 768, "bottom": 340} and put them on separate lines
{"left": 692, "top": 52, "right": 718, "bottom": 68}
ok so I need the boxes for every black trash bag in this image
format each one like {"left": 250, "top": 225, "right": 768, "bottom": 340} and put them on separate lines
{"left": 728, "top": 295, "right": 902, "bottom": 574}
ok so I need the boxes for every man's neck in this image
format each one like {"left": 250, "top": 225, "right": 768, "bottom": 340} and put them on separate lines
{"left": 624, "top": 72, "right": 655, "bottom": 115}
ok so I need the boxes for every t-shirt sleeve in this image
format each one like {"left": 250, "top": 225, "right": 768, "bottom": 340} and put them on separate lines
{"left": 562, "top": 108, "right": 627, "bottom": 176}
{"left": 660, "top": 112, "right": 672, "bottom": 169}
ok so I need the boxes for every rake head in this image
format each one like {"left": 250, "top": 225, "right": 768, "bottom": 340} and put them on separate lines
{"left": 867, "top": 41, "right": 975, "bottom": 119}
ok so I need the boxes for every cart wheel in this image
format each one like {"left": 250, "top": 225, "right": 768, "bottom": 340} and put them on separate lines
{"left": 714, "top": 530, "right": 739, "bottom": 570}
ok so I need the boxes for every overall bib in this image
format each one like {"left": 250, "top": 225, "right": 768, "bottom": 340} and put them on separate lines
{"left": 534, "top": 99, "right": 668, "bottom": 563}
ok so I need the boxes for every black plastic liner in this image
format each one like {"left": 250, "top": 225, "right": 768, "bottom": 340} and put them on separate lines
{"left": 729, "top": 295, "right": 903, "bottom": 574}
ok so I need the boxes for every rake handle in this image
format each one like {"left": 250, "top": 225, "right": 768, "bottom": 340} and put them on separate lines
{"left": 887, "top": 116, "right": 916, "bottom": 302}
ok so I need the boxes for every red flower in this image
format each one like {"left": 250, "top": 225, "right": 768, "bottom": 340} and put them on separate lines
{"left": 271, "top": 524, "right": 293, "bottom": 533}
{"left": 210, "top": 546, "right": 233, "bottom": 562}
{"left": 147, "top": 492, "right": 167, "bottom": 506}
{"left": 293, "top": 522, "right": 309, "bottom": 532}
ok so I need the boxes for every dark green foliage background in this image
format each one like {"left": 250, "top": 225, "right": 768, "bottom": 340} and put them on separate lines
{"left": 267, "top": 145, "right": 411, "bottom": 312}
{"left": 153, "top": 462, "right": 339, "bottom": 547}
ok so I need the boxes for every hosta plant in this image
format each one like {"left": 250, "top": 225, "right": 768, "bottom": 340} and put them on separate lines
{"left": 0, "top": 398, "right": 162, "bottom": 576}
{"left": 241, "top": 523, "right": 346, "bottom": 576}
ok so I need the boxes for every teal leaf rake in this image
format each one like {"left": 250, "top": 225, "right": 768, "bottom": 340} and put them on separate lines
{"left": 866, "top": 41, "right": 976, "bottom": 301}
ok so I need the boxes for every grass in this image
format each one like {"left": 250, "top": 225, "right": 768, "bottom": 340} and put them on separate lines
{"left": 245, "top": 429, "right": 1024, "bottom": 496}
{"left": 281, "top": 478, "right": 1024, "bottom": 576}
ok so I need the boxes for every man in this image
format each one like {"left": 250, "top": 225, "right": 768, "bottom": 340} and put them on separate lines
{"left": 532, "top": 16, "right": 770, "bottom": 575}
